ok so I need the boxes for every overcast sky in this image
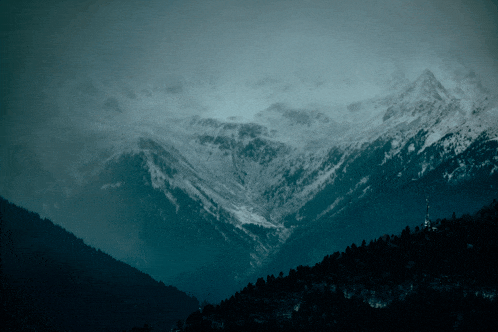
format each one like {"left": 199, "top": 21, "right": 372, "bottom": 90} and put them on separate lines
{"left": 1, "top": 0, "right": 498, "bottom": 205}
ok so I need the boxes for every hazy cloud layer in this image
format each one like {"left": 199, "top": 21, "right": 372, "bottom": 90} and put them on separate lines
{"left": 1, "top": 0, "right": 498, "bottom": 205}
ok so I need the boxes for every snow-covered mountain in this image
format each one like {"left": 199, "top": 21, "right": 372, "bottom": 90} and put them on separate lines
{"left": 39, "top": 69, "right": 498, "bottom": 301}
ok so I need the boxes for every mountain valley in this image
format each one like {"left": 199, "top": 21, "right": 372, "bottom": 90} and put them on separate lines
{"left": 12, "top": 69, "right": 498, "bottom": 302}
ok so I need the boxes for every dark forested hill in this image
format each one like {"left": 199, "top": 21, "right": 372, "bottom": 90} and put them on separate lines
{"left": 179, "top": 200, "right": 498, "bottom": 332}
{"left": 0, "top": 196, "right": 199, "bottom": 332}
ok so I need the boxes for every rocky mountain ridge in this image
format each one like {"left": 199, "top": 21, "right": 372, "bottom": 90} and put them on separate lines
{"left": 35, "top": 69, "right": 498, "bottom": 301}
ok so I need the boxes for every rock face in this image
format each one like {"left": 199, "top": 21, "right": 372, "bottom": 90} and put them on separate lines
{"left": 35, "top": 69, "right": 498, "bottom": 301}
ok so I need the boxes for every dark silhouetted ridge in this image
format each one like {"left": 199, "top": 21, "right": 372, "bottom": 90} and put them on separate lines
{"left": 178, "top": 199, "right": 498, "bottom": 331}
{"left": 0, "top": 196, "right": 199, "bottom": 332}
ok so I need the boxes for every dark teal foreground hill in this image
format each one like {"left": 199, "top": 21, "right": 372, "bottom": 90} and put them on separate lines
{"left": 0, "top": 196, "right": 199, "bottom": 332}
{"left": 179, "top": 200, "right": 498, "bottom": 331}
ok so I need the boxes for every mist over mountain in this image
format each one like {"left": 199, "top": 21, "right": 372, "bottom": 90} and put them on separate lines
{"left": 3, "top": 3, "right": 498, "bottom": 330}
{"left": 4, "top": 69, "right": 496, "bottom": 303}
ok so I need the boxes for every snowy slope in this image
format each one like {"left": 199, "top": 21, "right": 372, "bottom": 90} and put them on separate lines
{"left": 37, "top": 69, "right": 498, "bottom": 301}
{"left": 143, "top": 69, "right": 497, "bottom": 279}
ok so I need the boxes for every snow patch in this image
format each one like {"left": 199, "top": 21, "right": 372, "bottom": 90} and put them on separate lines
{"left": 360, "top": 185, "right": 371, "bottom": 198}
{"left": 420, "top": 130, "right": 443, "bottom": 153}
{"left": 163, "top": 190, "right": 180, "bottom": 213}
{"left": 316, "top": 196, "right": 344, "bottom": 220}
{"left": 145, "top": 156, "right": 168, "bottom": 189}
{"left": 357, "top": 176, "right": 369, "bottom": 187}
{"left": 418, "top": 162, "right": 429, "bottom": 177}
{"left": 230, "top": 205, "right": 275, "bottom": 228}
{"left": 101, "top": 182, "right": 123, "bottom": 190}
{"left": 444, "top": 171, "right": 453, "bottom": 181}
{"left": 302, "top": 153, "right": 346, "bottom": 196}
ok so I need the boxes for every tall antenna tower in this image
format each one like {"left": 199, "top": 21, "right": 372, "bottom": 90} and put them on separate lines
{"left": 424, "top": 197, "right": 431, "bottom": 229}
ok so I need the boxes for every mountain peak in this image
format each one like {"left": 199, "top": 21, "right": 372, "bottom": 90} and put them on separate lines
{"left": 413, "top": 69, "right": 441, "bottom": 90}
{"left": 382, "top": 69, "right": 455, "bottom": 122}
{"left": 418, "top": 68, "right": 437, "bottom": 80}
{"left": 398, "top": 69, "right": 450, "bottom": 103}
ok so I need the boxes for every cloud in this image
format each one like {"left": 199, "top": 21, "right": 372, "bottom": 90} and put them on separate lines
{"left": 103, "top": 97, "right": 123, "bottom": 113}
{"left": 1, "top": 0, "right": 498, "bottom": 204}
